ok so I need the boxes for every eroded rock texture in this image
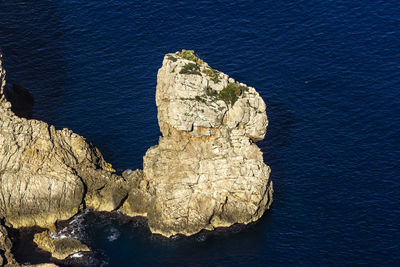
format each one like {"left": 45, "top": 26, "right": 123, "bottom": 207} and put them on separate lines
{"left": 121, "top": 51, "right": 273, "bottom": 237}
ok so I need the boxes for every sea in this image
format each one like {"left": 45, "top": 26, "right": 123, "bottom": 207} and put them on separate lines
{"left": 0, "top": 1, "right": 399, "bottom": 266}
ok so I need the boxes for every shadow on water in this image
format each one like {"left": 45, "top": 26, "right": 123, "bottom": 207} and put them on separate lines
{"left": 9, "top": 226, "right": 51, "bottom": 265}
{"left": 259, "top": 100, "right": 296, "bottom": 206}
{"left": 80, "top": 210, "right": 275, "bottom": 267}
{"left": 4, "top": 83, "right": 34, "bottom": 119}
{"left": 0, "top": 1, "right": 126, "bottom": 172}
{"left": 0, "top": 1, "right": 66, "bottom": 126}
{"left": 8, "top": 209, "right": 275, "bottom": 266}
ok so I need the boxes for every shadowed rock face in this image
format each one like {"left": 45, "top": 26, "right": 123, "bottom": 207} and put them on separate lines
{"left": 0, "top": 222, "right": 16, "bottom": 266}
{"left": 33, "top": 230, "right": 90, "bottom": 260}
{"left": 121, "top": 51, "right": 273, "bottom": 237}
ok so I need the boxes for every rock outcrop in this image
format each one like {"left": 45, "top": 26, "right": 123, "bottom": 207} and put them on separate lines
{"left": 121, "top": 50, "right": 273, "bottom": 237}
{"left": 0, "top": 50, "right": 273, "bottom": 264}
{"left": 0, "top": 222, "right": 58, "bottom": 267}
{"left": 33, "top": 230, "right": 90, "bottom": 260}
{"left": 0, "top": 54, "right": 127, "bottom": 230}
{"left": 0, "top": 53, "right": 126, "bottom": 265}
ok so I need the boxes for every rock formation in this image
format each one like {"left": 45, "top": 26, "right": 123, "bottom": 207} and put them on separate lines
{"left": 0, "top": 53, "right": 126, "bottom": 265}
{"left": 33, "top": 230, "right": 90, "bottom": 260}
{"left": 0, "top": 50, "right": 273, "bottom": 265}
{"left": 121, "top": 50, "right": 273, "bottom": 237}
{"left": 1, "top": 221, "right": 60, "bottom": 267}
{"left": 0, "top": 53, "right": 127, "bottom": 230}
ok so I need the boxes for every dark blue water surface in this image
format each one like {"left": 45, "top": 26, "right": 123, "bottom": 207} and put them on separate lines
{"left": 1, "top": 1, "right": 400, "bottom": 266}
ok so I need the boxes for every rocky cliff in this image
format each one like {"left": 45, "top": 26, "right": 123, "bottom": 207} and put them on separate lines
{"left": 0, "top": 50, "right": 273, "bottom": 265}
{"left": 0, "top": 54, "right": 127, "bottom": 230}
{"left": 0, "top": 53, "right": 126, "bottom": 265}
{"left": 121, "top": 50, "right": 273, "bottom": 237}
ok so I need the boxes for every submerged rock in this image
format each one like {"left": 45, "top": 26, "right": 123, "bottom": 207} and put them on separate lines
{"left": 121, "top": 50, "right": 273, "bottom": 237}
{"left": 33, "top": 230, "right": 90, "bottom": 260}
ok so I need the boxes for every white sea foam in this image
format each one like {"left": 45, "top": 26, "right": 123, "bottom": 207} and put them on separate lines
{"left": 50, "top": 209, "right": 89, "bottom": 241}
{"left": 106, "top": 227, "right": 120, "bottom": 242}
{"left": 49, "top": 232, "right": 68, "bottom": 239}
{"left": 69, "top": 252, "right": 83, "bottom": 258}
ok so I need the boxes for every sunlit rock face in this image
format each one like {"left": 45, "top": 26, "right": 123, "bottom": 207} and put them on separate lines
{"left": 121, "top": 51, "right": 273, "bottom": 237}
{"left": 0, "top": 49, "right": 272, "bottom": 250}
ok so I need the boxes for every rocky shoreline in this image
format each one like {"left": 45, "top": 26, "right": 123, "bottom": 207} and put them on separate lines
{"left": 0, "top": 50, "right": 273, "bottom": 266}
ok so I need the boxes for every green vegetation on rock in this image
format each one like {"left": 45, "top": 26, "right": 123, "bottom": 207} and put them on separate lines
{"left": 167, "top": 55, "right": 177, "bottom": 62}
{"left": 178, "top": 49, "right": 203, "bottom": 65}
{"left": 180, "top": 63, "right": 201, "bottom": 75}
{"left": 179, "top": 83, "right": 248, "bottom": 107}
{"left": 176, "top": 50, "right": 220, "bottom": 83}
{"left": 195, "top": 95, "right": 207, "bottom": 103}
{"left": 202, "top": 66, "right": 220, "bottom": 83}
{"left": 213, "top": 83, "right": 247, "bottom": 106}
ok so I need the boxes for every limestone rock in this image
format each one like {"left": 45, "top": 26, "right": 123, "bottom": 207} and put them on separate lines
{"left": 120, "top": 170, "right": 152, "bottom": 217}
{"left": 1, "top": 48, "right": 273, "bottom": 247}
{"left": 122, "top": 51, "right": 273, "bottom": 237}
{"left": 0, "top": 53, "right": 127, "bottom": 230}
{"left": 0, "top": 222, "right": 17, "bottom": 266}
{"left": 33, "top": 230, "right": 90, "bottom": 260}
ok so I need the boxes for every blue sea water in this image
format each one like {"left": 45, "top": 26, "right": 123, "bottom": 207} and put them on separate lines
{"left": 1, "top": 0, "right": 400, "bottom": 266}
